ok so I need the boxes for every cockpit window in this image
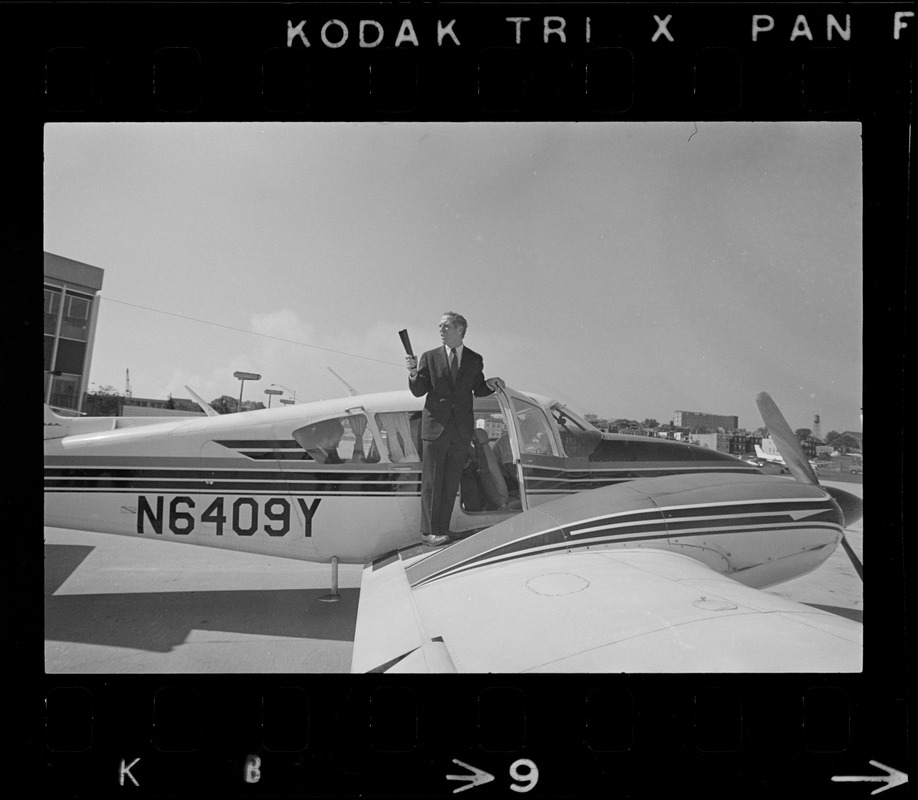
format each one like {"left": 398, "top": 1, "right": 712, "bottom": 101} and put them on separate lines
{"left": 292, "top": 414, "right": 378, "bottom": 464}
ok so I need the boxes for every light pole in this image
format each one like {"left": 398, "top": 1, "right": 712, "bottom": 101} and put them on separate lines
{"left": 234, "top": 371, "right": 261, "bottom": 412}
{"left": 264, "top": 388, "right": 283, "bottom": 408}
{"left": 270, "top": 383, "right": 297, "bottom": 404}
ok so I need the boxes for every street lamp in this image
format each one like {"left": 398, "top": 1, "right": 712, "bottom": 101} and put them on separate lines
{"left": 233, "top": 371, "right": 261, "bottom": 412}
{"left": 264, "top": 387, "right": 283, "bottom": 408}
{"left": 270, "top": 383, "right": 297, "bottom": 404}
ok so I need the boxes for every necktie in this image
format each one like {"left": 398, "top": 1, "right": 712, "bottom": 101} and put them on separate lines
{"left": 449, "top": 348, "right": 459, "bottom": 382}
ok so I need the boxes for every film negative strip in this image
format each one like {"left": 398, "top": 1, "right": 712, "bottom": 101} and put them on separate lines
{"left": 15, "top": 1, "right": 909, "bottom": 797}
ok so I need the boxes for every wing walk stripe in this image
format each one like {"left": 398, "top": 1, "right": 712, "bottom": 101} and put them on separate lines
{"left": 407, "top": 500, "right": 839, "bottom": 586}
{"left": 409, "top": 520, "right": 843, "bottom": 589}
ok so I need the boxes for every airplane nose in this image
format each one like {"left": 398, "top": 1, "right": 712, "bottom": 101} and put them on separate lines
{"left": 825, "top": 485, "right": 863, "bottom": 528}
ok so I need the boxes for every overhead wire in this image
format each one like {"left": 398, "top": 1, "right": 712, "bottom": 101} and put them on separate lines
{"left": 101, "top": 296, "right": 402, "bottom": 367}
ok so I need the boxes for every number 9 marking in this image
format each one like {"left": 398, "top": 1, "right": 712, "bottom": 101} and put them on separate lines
{"left": 509, "top": 759, "right": 538, "bottom": 793}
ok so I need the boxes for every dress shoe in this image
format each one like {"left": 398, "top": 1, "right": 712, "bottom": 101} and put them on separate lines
{"left": 447, "top": 530, "right": 470, "bottom": 541}
{"left": 421, "top": 533, "right": 450, "bottom": 546}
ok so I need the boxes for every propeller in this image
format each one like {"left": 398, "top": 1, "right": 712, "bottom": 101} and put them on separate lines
{"left": 756, "top": 392, "right": 863, "bottom": 581}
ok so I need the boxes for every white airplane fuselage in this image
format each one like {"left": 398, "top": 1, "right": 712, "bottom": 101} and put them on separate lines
{"left": 44, "top": 387, "right": 846, "bottom": 589}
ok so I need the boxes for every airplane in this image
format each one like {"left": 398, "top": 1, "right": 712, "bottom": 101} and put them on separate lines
{"left": 44, "top": 383, "right": 863, "bottom": 672}
{"left": 754, "top": 442, "right": 820, "bottom": 473}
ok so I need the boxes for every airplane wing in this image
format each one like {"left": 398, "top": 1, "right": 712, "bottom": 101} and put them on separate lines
{"left": 351, "top": 546, "right": 862, "bottom": 673}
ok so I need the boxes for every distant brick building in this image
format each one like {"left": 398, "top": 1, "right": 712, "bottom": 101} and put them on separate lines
{"left": 692, "top": 433, "right": 734, "bottom": 454}
{"left": 82, "top": 394, "right": 205, "bottom": 417}
{"left": 672, "top": 410, "right": 739, "bottom": 432}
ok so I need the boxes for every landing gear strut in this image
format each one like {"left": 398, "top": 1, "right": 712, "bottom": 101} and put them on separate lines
{"left": 320, "top": 556, "right": 341, "bottom": 602}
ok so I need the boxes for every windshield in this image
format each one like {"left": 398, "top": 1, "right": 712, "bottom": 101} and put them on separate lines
{"left": 550, "top": 404, "right": 599, "bottom": 432}
{"left": 550, "top": 403, "right": 603, "bottom": 459}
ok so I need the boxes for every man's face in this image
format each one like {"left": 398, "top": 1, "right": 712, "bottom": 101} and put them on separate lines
{"left": 439, "top": 315, "right": 464, "bottom": 349}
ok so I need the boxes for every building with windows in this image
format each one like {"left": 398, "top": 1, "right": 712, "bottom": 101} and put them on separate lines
{"left": 672, "top": 410, "right": 739, "bottom": 432}
{"left": 691, "top": 432, "right": 735, "bottom": 454}
{"left": 82, "top": 393, "right": 206, "bottom": 417}
{"left": 729, "top": 432, "right": 763, "bottom": 458}
{"left": 44, "top": 252, "right": 104, "bottom": 414}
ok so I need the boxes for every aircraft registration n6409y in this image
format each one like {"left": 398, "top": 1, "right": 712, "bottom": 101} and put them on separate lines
{"left": 44, "top": 385, "right": 863, "bottom": 673}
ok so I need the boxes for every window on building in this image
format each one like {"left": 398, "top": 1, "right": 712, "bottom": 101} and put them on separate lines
{"left": 44, "top": 286, "right": 62, "bottom": 335}
{"left": 54, "top": 338, "right": 87, "bottom": 376}
{"left": 60, "top": 293, "right": 92, "bottom": 340}
{"left": 49, "top": 374, "right": 81, "bottom": 410}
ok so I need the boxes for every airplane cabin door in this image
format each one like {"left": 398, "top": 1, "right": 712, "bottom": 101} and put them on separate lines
{"left": 492, "top": 386, "right": 569, "bottom": 511}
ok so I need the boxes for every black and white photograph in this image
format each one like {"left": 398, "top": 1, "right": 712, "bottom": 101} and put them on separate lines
{"left": 44, "top": 121, "right": 864, "bottom": 674}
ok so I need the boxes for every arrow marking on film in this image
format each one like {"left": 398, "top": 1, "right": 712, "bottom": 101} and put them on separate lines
{"left": 446, "top": 759, "right": 495, "bottom": 793}
{"left": 832, "top": 761, "right": 908, "bottom": 795}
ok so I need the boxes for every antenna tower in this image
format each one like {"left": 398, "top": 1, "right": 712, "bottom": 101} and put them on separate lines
{"left": 125, "top": 368, "right": 132, "bottom": 398}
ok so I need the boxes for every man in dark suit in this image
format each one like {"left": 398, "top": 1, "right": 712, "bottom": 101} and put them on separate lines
{"left": 406, "top": 312, "right": 503, "bottom": 545}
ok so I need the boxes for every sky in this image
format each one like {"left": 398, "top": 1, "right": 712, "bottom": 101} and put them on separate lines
{"left": 44, "top": 122, "right": 862, "bottom": 435}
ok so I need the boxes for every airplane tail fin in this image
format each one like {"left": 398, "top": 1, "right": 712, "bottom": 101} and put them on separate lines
{"left": 44, "top": 404, "right": 70, "bottom": 440}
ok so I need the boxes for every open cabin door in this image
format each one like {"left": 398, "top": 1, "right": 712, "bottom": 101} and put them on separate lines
{"left": 489, "top": 385, "right": 569, "bottom": 511}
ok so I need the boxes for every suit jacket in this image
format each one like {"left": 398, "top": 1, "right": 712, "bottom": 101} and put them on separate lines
{"left": 409, "top": 345, "right": 494, "bottom": 442}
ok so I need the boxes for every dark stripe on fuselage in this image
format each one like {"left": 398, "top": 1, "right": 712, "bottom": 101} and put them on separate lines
{"left": 213, "top": 439, "right": 302, "bottom": 450}
{"left": 520, "top": 464, "right": 759, "bottom": 493}
{"left": 44, "top": 466, "right": 411, "bottom": 481}
{"left": 44, "top": 465, "right": 421, "bottom": 495}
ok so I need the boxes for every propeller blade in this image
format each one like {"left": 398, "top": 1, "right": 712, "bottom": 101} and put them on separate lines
{"left": 755, "top": 392, "right": 819, "bottom": 485}
{"left": 184, "top": 385, "right": 219, "bottom": 417}
{"left": 838, "top": 534, "right": 864, "bottom": 581}
{"left": 756, "top": 392, "right": 863, "bottom": 582}
{"left": 824, "top": 486, "right": 864, "bottom": 580}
